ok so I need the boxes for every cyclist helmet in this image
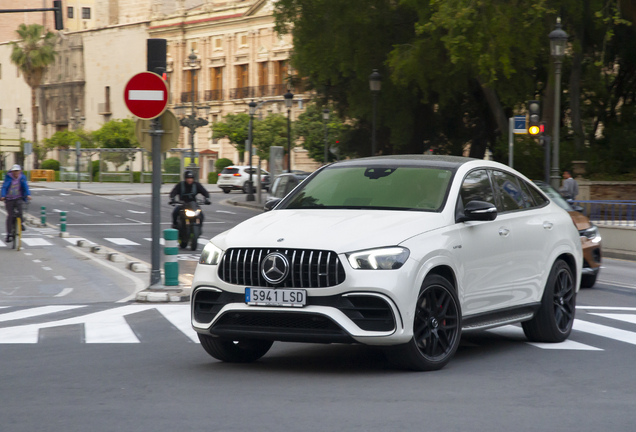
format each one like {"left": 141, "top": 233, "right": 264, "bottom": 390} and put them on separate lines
{"left": 184, "top": 170, "right": 194, "bottom": 179}
{"left": 9, "top": 164, "right": 21, "bottom": 172}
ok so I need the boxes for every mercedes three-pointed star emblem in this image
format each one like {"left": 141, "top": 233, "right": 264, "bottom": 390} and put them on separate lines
{"left": 260, "top": 252, "right": 290, "bottom": 285}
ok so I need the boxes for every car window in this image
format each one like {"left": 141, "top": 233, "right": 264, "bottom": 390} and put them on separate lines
{"left": 221, "top": 168, "right": 239, "bottom": 174}
{"left": 273, "top": 176, "right": 290, "bottom": 198}
{"left": 518, "top": 180, "right": 539, "bottom": 208}
{"left": 531, "top": 182, "right": 562, "bottom": 209}
{"left": 459, "top": 169, "right": 496, "bottom": 208}
{"left": 284, "top": 178, "right": 298, "bottom": 195}
{"left": 491, "top": 170, "right": 529, "bottom": 212}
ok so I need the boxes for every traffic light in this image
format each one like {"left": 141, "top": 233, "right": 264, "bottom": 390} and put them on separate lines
{"left": 539, "top": 122, "right": 546, "bottom": 135}
{"left": 53, "top": 1, "right": 63, "bottom": 30}
{"left": 528, "top": 100, "right": 540, "bottom": 136}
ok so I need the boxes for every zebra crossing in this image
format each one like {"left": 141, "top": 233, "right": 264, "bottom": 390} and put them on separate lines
{"left": 1, "top": 304, "right": 636, "bottom": 350}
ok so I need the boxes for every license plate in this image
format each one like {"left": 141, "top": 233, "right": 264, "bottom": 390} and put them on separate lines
{"left": 245, "top": 288, "right": 306, "bottom": 307}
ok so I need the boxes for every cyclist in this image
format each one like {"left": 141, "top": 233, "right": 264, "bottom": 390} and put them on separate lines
{"left": 1, "top": 164, "right": 31, "bottom": 242}
{"left": 169, "top": 170, "right": 210, "bottom": 229}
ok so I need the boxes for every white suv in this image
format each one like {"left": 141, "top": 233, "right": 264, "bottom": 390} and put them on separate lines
{"left": 217, "top": 166, "right": 270, "bottom": 194}
{"left": 193, "top": 156, "right": 582, "bottom": 371}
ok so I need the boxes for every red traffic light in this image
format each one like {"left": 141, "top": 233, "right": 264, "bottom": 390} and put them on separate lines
{"left": 539, "top": 123, "right": 545, "bottom": 134}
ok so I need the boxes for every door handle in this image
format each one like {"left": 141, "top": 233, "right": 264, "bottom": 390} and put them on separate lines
{"left": 543, "top": 221, "right": 554, "bottom": 230}
{"left": 499, "top": 228, "right": 510, "bottom": 237}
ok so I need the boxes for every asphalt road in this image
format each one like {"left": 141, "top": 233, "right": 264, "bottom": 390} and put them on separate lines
{"left": 1, "top": 259, "right": 636, "bottom": 431}
{"left": 27, "top": 187, "right": 259, "bottom": 277}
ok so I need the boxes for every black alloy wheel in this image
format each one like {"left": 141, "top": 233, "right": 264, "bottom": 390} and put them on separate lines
{"left": 522, "top": 259, "right": 576, "bottom": 342}
{"left": 388, "top": 275, "right": 461, "bottom": 371}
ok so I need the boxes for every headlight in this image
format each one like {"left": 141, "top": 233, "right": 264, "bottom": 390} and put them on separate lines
{"left": 347, "top": 247, "right": 410, "bottom": 270}
{"left": 579, "top": 225, "right": 599, "bottom": 240}
{"left": 199, "top": 242, "right": 223, "bottom": 265}
{"left": 185, "top": 209, "right": 200, "bottom": 217}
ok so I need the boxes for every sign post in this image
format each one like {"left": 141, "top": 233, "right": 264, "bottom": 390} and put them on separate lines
{"left": 124, "top": 71, "right": 168, "bottom": 287}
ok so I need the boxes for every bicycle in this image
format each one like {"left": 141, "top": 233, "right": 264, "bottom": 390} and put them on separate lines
{"left": 9, "top": 201, "right": 27, "bottom": 251}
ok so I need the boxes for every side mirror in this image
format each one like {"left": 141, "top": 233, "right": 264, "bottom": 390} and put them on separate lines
{"left": 264, "top": 198, "right": 281, "bottom": 212}
{"left": 458, "top": 200, "right": 497, "bottom": 222}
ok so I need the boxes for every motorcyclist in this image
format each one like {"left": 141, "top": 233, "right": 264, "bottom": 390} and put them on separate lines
{"left": 1, "top": 164, "right": 31, "bottom": 242}
{"left": 169, "top": 170, "right": 210, "bottom": 229}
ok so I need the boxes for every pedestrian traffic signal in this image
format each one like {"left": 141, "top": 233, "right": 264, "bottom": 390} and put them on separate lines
{"left": 539, "top": 122, "right": 546, "bottom": 135}
{"left": 53, "top": 1, "right": 63, "bottom": 30}
{"left": 528, "top": 100, "right": 540, "bottom": 135}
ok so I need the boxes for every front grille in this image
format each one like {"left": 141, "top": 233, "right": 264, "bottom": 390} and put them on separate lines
{"left": 213, "top": 312, "right": 343, "bottom": 334}
{"left": 218, "top": 248, "right": 346, "bottom": 288}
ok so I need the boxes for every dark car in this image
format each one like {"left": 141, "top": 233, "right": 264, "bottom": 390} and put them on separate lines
{"left": 264, "top": 172, "right": 311, "bottom": 211}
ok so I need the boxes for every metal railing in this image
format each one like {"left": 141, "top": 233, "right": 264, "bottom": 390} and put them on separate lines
{"left": 181, "top": 91, "right": 200, "bottom": 103}
{"left": 229, "top": 87, "right": 256, "bottom": 99}
{"left": 204, "top": 89, "right": 223, "bottom": 101}
{"left": 571, "top": 200, "right": 636, "bottom": 227}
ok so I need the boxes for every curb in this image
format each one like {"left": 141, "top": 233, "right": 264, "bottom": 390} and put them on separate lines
{"left": 136, "top": 286, "right": 190, "bottom": 302}
{"left": 223, "top": 198, "right": 264, "bottom": 211}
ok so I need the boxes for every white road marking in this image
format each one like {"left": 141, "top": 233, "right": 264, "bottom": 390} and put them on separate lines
{"left": 487, "top": 325, "right": 602, "bottom": 351}
{"left": 125, "top": 218, "right": 144, "bottom": 224}
{"left": 216, "top": 210, "right": 236, "bottom": 215}
{"left": 104, "top": 238, "right": 140, "bottom": 246}
{"left": 54, "top": 288, "right": 73, "bottom": 297}
{"left": 154, "top": 305, "right": 199, "bottom": 343}
{"left": 577, "top": 306, "right": 636, "bottom": 311}
{"left": 596, "top": 280, "right": 636, "bottom": 289}
{"left": 53, "top": 209, "right": 64, "bottom": 213}
{"left": 573, "top": 319, "right": 636, "bottom": 346}
{"left": 590, "top": 313, "right": 636, "bottom": 326}
{"left": 32, "top": 259, "right": 41, "bottom": 263}
{"left": 23, "top": 252, "right": 32, "bottom": 256}
{"left": 42, "top": 267, "right": 52, "bottom": 271}
{"left": 0, "top": 240, "right": 5, "bottom": 248}
{"left": 54, "top": 275, "right": 66, "bottom": 281}
{"left": 62, "top": 237, "right": 96, "bottom": 246}
{"left": 21, "top": 238, "right": 53, "bottom": 246}
{"left": 144, "top": 238, "right": 165, "bottom": 246}
{"left": 198, "top": 238, "right": 209, "bottom": 245}
{"left": 127, "top": 210, "right": 146, "bottom": 214}
{"left": 129, "top": 90, "right": 164, "bottom": 101}
{"left": 60, "top": 193, "right": 70, "bottom": 196}
{"left": 0, "top": 305, "right": 85, "bottom": 323}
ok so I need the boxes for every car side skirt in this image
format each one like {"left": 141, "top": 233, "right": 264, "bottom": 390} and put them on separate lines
{"left": 462, "top": 303, "right": 541, "bottom": 332}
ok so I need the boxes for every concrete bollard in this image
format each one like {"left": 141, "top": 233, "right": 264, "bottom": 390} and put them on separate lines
{"left": 164, "top": 229, "right": 179, "bottom": 286}
{"left": 108, "top": 252, "right": 125, "bottom": 263}
{"left": 59, "top": 211, "right": 68, "bottom": 237}
{"left": 40, "top": 206, "right": 46, "bottom": 226}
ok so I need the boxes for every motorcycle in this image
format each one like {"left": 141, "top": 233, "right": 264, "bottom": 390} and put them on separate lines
{"left": 170, "top": 199, "right": 210, "bottom": 251}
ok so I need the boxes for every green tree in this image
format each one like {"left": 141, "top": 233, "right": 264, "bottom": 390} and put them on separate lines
{"left": 43, "top": 129, "right": 94, "bottom": 150}
{"left": 10, "top": 24, "right": 57, "bottom": 168}
{"left": 212, "top": 114, "right": 249, "bottom": 163}
{"left": 252, "top": 114, "right": 289, "bottom": 160}
{"left": 294, "top": 104, "right": 349, "bottom": 163}
{"left": 92, "top": 119, "right": 138, "bottom": 171}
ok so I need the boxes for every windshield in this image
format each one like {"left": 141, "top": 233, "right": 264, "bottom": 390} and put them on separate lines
{"left": 283, "top": 165, "right": 454, "bottom": 211}
{"left": 534, "top": 181, "right": 572, "bottom": 211}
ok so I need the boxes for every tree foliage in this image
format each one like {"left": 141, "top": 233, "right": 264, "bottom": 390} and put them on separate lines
{"left": 92, "top": 119, "right": 138, "bottom": 148}
{"left": 294, "top": 104, "right": 349, "bottom": 163}
{"left": 252, "top": 114, "right": 288, "bottom": 160}
{"left": 212, "top": 114, "right": 249, "bottom": 162}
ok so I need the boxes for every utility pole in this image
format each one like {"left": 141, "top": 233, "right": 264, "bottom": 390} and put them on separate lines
{"left": 69, "top": 107, "right": 85, "bottom": 189}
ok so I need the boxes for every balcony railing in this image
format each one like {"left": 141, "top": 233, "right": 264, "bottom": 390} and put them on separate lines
{"left": 181, "top": 91, "right": 200, "bottom": 103}
{"left": 229, "top": 87, "right": 256, "bottom": 99}
{"left": 204, "top": 89, "right": 224, "bottom": 101}
{"left": 229, "top": 84, "right": 307, "bottom": 100}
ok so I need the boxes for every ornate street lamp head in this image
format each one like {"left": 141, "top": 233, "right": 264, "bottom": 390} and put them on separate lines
{"left": 188, "top": 48, "right": 197, "bottom": 67}
{"left": 369, "top": 69, "right": 381, "bottom": 92}
{"left": 248, "top": 100, "right": 257, "bottom": 116}
{"left": 284, "top": 91, "right": 294, "bottom": 109}
{"left": 549, "top": 17, "right": 568, "bottom": 59}
{"left": 322, "top": 108, "right": 330, "bottom": 121}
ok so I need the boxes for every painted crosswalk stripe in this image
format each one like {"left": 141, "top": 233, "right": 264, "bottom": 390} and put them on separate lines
{"left": 0, "top": 240, "right": 5, "bottom": 247}
{"left": 589, "top": 313, "right": 636, "bottom": 326}
{"left": 578, "top": 306, "right": 636, "bottom": 312}
{"left": 104, "top": 238, "right": 140, "bottom": 246}
{"left": 487, "top": 325, "right": 603, "bottom": 351}
{"left": 62, "top": 238, "right": 96, "bottom": 246}
{"left": 0, "top": 305, "right": 86, "bottom": 324}
{"left": 573, "top": 319, "right": 636, "bottom": 346}
{"left": 144, "top": 238, "right": 165, "bottom": 246}
{"left": 154, "top": 305, "right": 199, "bottom": 343}
{"left": 21, "top": 238, "right": 54, "bottom": 246}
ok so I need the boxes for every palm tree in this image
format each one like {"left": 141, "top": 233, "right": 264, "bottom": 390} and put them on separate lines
{"left": 10, "top": 24, "right": 57, "bottom": 168}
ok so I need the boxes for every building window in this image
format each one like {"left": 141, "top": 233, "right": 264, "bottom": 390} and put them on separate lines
{"left": 236, "top": 65, "right": 248, "bottom": 88}
{"left": 191, "top": 41, "right": 197, "bottom": 52}
{"left": 82, "top": 7, "right": 91, "bottom": 19}
{"left": 274, "top": 60, "right": 288, "bottom": 93}
{"left": 258, "top": 62, "right": 268, "bottom": 87}
{"left": 67, "top": 7, "right": 74, "bottom": 18}
{"left": 184, "top": 70, "right": 199, "bottom": 102}
{"left": 214, "top": 37, "right": 222, "bottom": 50}
{"left": 239, "top": 33, "right": 248, "bottom": 46}
{"left": 210, "top": 67, "right": 223, "bottom": 91}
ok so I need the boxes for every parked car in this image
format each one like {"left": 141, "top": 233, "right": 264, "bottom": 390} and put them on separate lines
{"left": 264, "top": 171, "right": 311, "bottom": 211}
{"left": 217, "top": 166, "right": 269, "bottom": 194}
{"left": 534, "top": 181, "right": 601, "bottom": 288}
{"left": 194, "top": 156, "right": 582, "bottom": 371}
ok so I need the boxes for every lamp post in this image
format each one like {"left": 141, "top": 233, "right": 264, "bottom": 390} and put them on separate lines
{"left": 15, "top": 110, "right": 27, "bottom": 168}
{"left": 284, "top": 91, "right": 294, "bottom": 172}
{"left": 247, "top": 100, "right": 257, "bottom": 202}
{"left": 549, "top": 17, "right": 568, "bottom": 189}
{"left": 369, "top": 69, "right": 381, "bottom": 156}
{"left": 322, "top": 108, "right": 330, "bottom": 165}
{"left": 179, "top": 49, "right": 208, "bottom": 181}
{"left": 69, "top": 107, "right": 85, "bottom": 189}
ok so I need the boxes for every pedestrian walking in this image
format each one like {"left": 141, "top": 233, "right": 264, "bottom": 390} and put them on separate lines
{"left": 559, "top": 170, "right": 579, "bottom": 200}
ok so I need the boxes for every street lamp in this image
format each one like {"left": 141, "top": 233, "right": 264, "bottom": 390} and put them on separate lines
{"left": 322, "top": 108, "right": 330, "bottom": 165}
{"left": 15, "top": 110, "right": 27, "bottom": 168}
{"left": 178, "top": 49, "right": 208, "bottom": 181}
{"left": 69, "top": 107, "right": 85, "bottom": 189}
{"left": 246, "top": 100, "right": 257, "bottom": 202}
{"left": 549, "top": 17, "right": 568, "bottom": 189}
{"left": 369, "top": 69, "right": 381, "bottom": 156}
{"left": 284, "top": 91, "right": 294, "bottom": 172}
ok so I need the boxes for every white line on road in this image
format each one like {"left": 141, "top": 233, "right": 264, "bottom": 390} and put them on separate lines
{"left": 573, "top": 319, "right": 636, "bottom": 346}
{"left": 577, "top": 306, "right": 636, "bottom": 311}
{"left": 32, "top": 259, "right": 41, "bottom": 263}
{"left": 54, "top": 288, "right": 73, "bottom": 297}
{"left": 597, "top": 280, "right": 636, "bottom": 290}
{"left": 104, "top": 238, "right": 140, "bottom": 246}
{"left": 42, "top": 267, "right": 52, "bottom": 271}
{"left": 54, "top": 275, "right": 66, "bottom": 280}
{"left": 60, "top": 193, "right": 70, "bottom": 196}
{"left": 22, "top": 238, "right": 53, "bottom": 246}
{"left": 0, "top": 240, "right": 5, "bottom": 248}
{"left": 144, "top": 238, "right": 165, "bottom": 245}
{"left": 125, "top": 218, "right": 145, "bottom": 224}
{"left": 215, "top": 210, "right": 236, "bottom": 215}
{"left": 23, "top": 252, "right": 31, "bottom": 256}
{"left": 487, "top": 325, "right": 602, "bottom": 351}
{"left": 127, "top": 210, "right": 146, "bottom": 214}
{"left": 0, "top": 305, "right": 86, "bottom": 323}
{"left": 154, "top": 305, "right": 199, "bottom": 343}
{"left": 590, "top": 313, "right": 636, "bottom": 326}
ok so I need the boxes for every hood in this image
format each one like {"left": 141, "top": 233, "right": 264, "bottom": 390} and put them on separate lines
{"left": 568, "top": 211, "right": 591, "bottom": 231}
{"left": 213, "top": 209, "right": 449, "bottom": 253}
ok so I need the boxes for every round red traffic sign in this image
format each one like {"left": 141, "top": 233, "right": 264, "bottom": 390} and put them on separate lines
{"left": 124, "top": 72, "right": 169, "bottom": 120}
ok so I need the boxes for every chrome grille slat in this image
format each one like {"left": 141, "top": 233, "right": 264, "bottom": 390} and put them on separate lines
{"left": 218, "top": 248, "right": 345, "bottom": 288}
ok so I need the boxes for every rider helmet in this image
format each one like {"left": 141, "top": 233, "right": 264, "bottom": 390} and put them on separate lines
{"left": 184, "top": 170, "right": 194, "bottom": 179}
{"left": 9, "top": 164, "right": 21, "bottom": 172}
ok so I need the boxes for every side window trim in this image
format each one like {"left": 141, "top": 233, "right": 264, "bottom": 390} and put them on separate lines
{"left": 455, "top": 167, "right": 497, "bottom": 218}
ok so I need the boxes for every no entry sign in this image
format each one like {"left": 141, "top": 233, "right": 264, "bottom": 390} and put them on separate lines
{"left": 124, "top": 72, "right": 168, "bottom": 120}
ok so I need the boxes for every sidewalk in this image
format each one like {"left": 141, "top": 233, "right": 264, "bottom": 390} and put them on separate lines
{"left": 30, "top": 181, "right": 224, "bottom": 196}
{"left": 224, "top": 195, "right": 266, "bottom": 211}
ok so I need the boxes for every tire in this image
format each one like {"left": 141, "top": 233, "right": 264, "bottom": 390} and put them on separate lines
{"left": 221, "top": 188, "right": 231, "bottom": 194}
{"left": 581, "top": 273, "right": 598, "bottom": 289}
{"left": 388, "top": 275, "right": 461, "bottom": 371}
{"left": 242, "top": 182, "right": 250, "bottom": 194}
{"left": 522, "top": 259, "right": 576, "bottom": 343}
{"left": 191, "top": 225, "right": 201, "bottom": 251}
{"left": 198, "top": 334, "right": 273, "bottom": 363}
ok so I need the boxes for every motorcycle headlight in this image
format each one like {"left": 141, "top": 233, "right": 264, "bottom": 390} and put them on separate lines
{"left": 199, "top": 242, "right": 223, "bottom": 265}
{"left": 347, "top": 247, "right": 410, "bottom": 270}
{"left": 185, "top": 209, "right": 200, "bottom": 217}
{"left": 579, "top": 225, "right": 599, "bottom": 240}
